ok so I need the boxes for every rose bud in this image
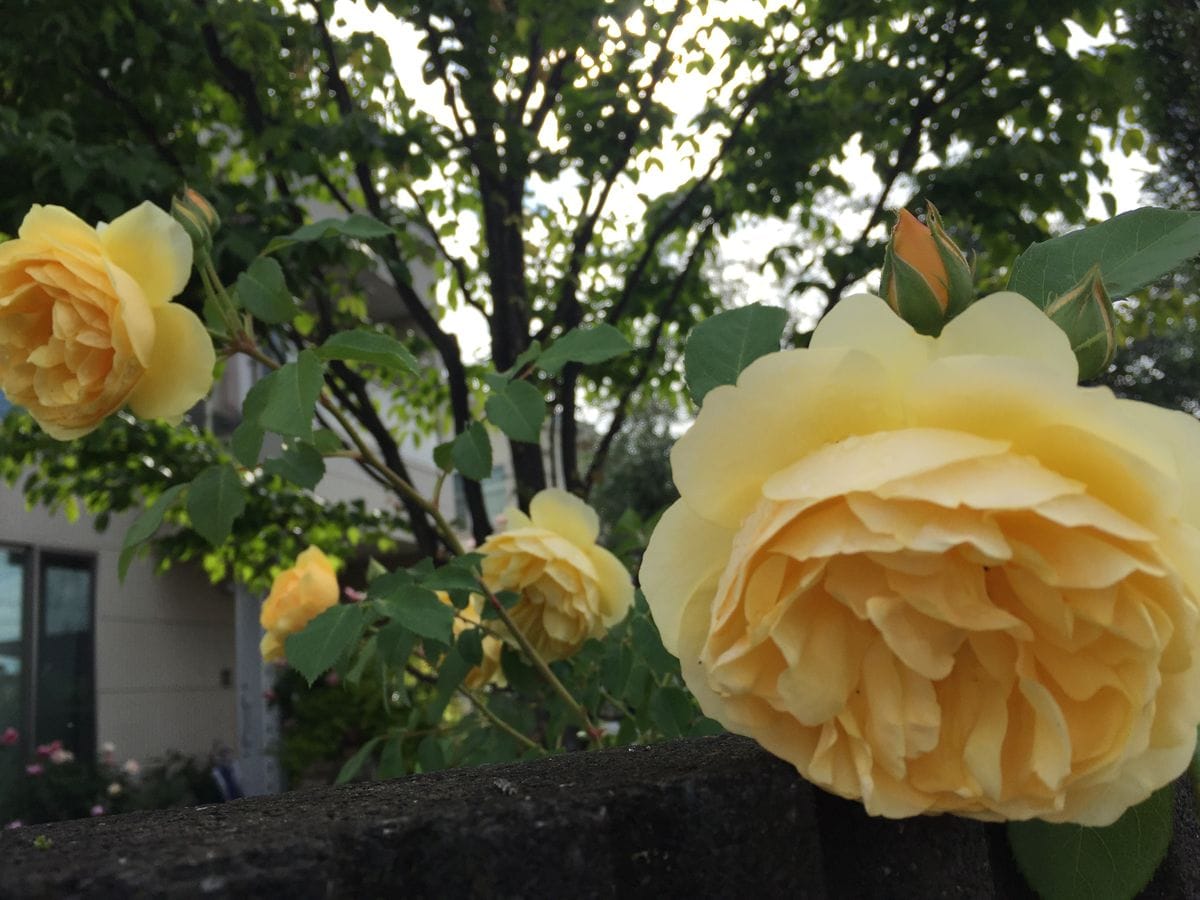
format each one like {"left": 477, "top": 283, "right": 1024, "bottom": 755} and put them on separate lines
{"left": 880, "top": 203, "right": 974, "bottom": 335}
{"left": 1041, "top": 264, "right": 1117, "bottom": 380}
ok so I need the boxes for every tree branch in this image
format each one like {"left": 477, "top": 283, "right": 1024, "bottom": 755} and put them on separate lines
{"left": 538, "top": 0, "right": 689, "bottom": 342}
{"left": 582, "top": 217, "right": 717, "bottom": 495}
{"left": 403, "top": 184, "right": 486, "bottom": 316}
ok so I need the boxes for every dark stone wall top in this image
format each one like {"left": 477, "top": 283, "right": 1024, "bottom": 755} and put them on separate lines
{"left": 1, "top": 734, "right": 1197, "bottom": 899}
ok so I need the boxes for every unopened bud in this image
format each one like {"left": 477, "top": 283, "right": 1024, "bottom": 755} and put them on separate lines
{"left": 1043, "top": 264, "right": 1116, "bottom": 380}
{"left": 880, "top": 203, "right": 974, "bottom": 335}
{"left": 171, "top": 188, "right": 220, "bottom": 256}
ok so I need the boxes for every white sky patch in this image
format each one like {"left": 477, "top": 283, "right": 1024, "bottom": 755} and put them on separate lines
{"left": 333, "top": 0, "right": 1154, "bottom": 360}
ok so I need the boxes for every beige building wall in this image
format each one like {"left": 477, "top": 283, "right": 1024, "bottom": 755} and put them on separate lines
{"left": 0, "top": 487, "right": 237, "bottom": 764}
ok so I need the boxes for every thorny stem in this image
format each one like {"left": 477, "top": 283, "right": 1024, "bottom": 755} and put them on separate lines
{"left": 458, "top": 687, "right": 544, "bottom": 753}
{"left": 198, "top": 260, "right": 241, "bottom": 339}
{"left": 481, "top": 585, "right": 603, "bottom": 746}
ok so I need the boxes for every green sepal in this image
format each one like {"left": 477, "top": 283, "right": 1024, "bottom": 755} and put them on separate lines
{"left": 887, "top": 251, "right": 948, "bottom": 336}
{"left": 1043, "top": 264, "right": 1117, "bottom": 380}
{"left": 926, "top": 204, "right": 975, "bottom": 318}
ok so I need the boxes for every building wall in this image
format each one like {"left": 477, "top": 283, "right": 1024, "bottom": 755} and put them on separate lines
{"left": 0, "top": 487, "right": 237, "bottom": 764}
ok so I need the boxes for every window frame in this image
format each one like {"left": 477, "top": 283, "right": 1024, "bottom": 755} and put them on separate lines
{"left": 0, "top": 543, "right": 97, "bottom": 759}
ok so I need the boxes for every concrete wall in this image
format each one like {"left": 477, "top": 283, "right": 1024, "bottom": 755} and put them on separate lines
{"left": 0, "top": 487, "right": 236, "bottom": 764}
{"left": 2, "top": 734, "right": 1198, "bottom": 898}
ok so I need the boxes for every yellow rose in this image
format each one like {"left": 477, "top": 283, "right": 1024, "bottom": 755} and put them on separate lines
{"left": 260, "top": 546, "right": 340, "bottom": 662}
{"left": 437, "top": 590, "right": 504, "bottom": 689}
{"left": 642, "top": 292, "right": 1200, "bottom": 825}
{"left": 0, "top": 202, "right": 215, "bottom": 439}
{"left": 480, "top": 488, "right": 633, "bottom": 662}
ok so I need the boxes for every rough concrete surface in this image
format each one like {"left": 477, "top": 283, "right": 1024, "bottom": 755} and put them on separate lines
{"left": 0, "top": 734, "right": 1195, "bottom": 898}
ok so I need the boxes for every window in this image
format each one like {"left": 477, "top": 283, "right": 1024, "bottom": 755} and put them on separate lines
{"left": 454, "top": 466, "right": 513, "bottom": 530}
{"left": 0, "top": 546, "right": 96, "bottom": 766}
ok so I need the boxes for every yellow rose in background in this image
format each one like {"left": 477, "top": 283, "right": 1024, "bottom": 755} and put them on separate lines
{"left": 438, "top": 591, "right": 504, "bottom": 689}
{"left": 480, "top": 487, "right": 633, "bottom": 662}
{"left": 0, "top": 202, "right": 215, "bottom": 439}
{"left": 260, "top": 546, "right": 340, "bottom": 662}
{"left": 642, "top": 292, "right": 1200, "bottom": 826}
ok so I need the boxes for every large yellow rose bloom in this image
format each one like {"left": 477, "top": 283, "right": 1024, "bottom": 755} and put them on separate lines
{"left": 260, "top": 546, "right": 341, "bottom": 662}
{"left": 0, "top": 202, "right": 215, "bottom": 439}
{"left": 481, "top": 488, "right": 633, "bottom": 662}
{"left": 642, "top": 292, "right": 1200, "bottom": 826}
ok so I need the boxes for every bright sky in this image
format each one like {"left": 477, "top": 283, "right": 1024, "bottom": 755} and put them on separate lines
{"left": 332, "top": 1, "right": 1152, "bottom": 360}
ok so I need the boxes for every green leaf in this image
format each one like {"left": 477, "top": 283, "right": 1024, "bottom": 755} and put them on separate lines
{"left": 254, "top": 351, "right": 325, "bottom": 439}
{"left": 315, "top": 329, "right": 418, "bottom": 374}
{"left": 649, "top": 685, "right": 695, "bottom": 738}
{"left": 500, "top": 643, "right": 541, "bottom": 693}
{"left": 376, "top": 621, "right": 416, "bottom": 668}
{"left": 536, "top": 323, "right": 632, "bottom": 375}
{"left": 432, "top": 441, "right": 455, "bottom": 473}
{"left": 421, "top": 566, "right": 482, "bottom": 594}
{"left": 343, "top": 634, "right": 377, "bottom": 686}
{"left": 481, "top": 590, "right": 520, "bottom": 620}
{"left": 503, "top": 340, "right": 542, "bottom": 377}
{"left": 264, "top": 214, "right": 394, "bottom": 254}
{"left": 416, "top": 734, "right": 446, "bottom": 772}
{"left": 456, "top": 627, "right": 483, "bottom": 666}
{"left": 1007, "top": 787, "right": 1174, "bottom": 900}
{"left": 485, "top": 379, "right": 546, "bottom": 444}
{"left": 235, "top": 257, "right": 296, "bottom": 324}
{"left": 118, "top": 484, "right": 186, "bottom": 579}
{"left": 335, "top": 735, "right": 382, "bottom": 784}
{"left": 375, "top": 584, "right": 455, "bottom": 644}
{"left": 1009, "top": 209, "right": 1200, "bottom": 306}
{"left": 285, "top": 603, "right": 365, "bottom": 687}
{"left": 377, "top": 736, "right": 406, "bottom": 779}
{"left": 429, "top": 645, "right": 471, "bottom": 720}
{"left": 263, "top": 441, "right": 326, "bottom": 490}
{"left": 451, "top": 422, "right": 492, "bottom": 481}
{"left": 311, "top": 429, "right": 343, "bottom": 454}
{"left": 186, "top": 463, "right": 247, "bottom": 547}
{"left": 684, "top": 303, "right": 788, "bottom": 405}
{"left": 230, "top": 420, "right": 264, "bottom": 468}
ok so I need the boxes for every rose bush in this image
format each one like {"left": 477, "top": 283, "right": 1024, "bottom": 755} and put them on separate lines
{"left": 642, "top": 291, "right": 1200, "bottom": 825}
{"left": 480, "top": 488, "right": 634, "bottom": 662}
{"left": 0, "top": 202, "right": 214, "bottom": 438}
{"left": 260, "top": 546, "right": 340, "bottom": 662}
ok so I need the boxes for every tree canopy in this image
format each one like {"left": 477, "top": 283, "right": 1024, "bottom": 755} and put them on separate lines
{"left": 0, "top": 0, "right": 1144, "bottom": 551}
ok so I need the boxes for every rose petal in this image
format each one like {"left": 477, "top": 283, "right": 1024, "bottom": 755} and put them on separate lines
{"left": 529, "top": 486, "right": 600, "bottom": 548}
{"left": 125, "top": 302, "right": 214, "bottom": 421}
{"left": 641, "top": 500, "right": 734, "bottom": 656}
{"left": 97, "top": 201, "right": 193, "bottom": 307}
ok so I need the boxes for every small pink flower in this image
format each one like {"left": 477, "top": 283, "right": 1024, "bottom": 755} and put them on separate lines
{"left": 0, "top": 727, "right": 18, "bottom": 746}
{"left": 121, "top": 759, "right": 140, "bottom": 777}
{"left": 90, "top": 805, "right": 105, "bottom": 817}
{"left": 35, "top": 740, "right": 62, "bottom": 759}
{"left": 324, "top": 672, "right": 341, "bottom": 687}
{"left": 343, "top": 586, "right": 366, "bottom": 603}
{"left": 6, "top": 820, "right": 22, "bottom": 830}
{"left": 25, "top": 763, "right": 43, "bottom": 776}
{"left": 49, "top": 748, "right": 74, "bottom": 765}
